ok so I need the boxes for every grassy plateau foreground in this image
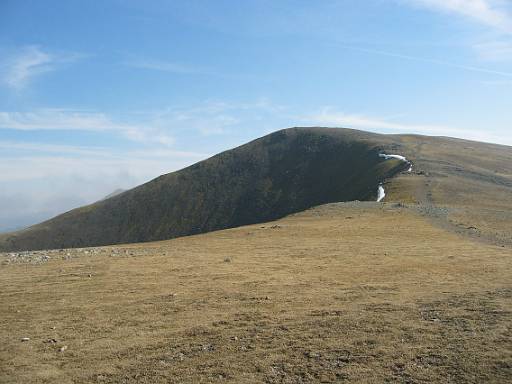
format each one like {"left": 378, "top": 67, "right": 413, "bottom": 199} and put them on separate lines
{"left": 1, "top": 203, "right": 511, "bottom": 383}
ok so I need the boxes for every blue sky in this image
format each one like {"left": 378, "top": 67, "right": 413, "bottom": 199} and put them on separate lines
{"left": 0, "top": 0, "right": 511, "bottom": 231}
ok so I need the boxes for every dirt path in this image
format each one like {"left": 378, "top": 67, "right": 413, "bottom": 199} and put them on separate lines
{"left": 383, "top": 136, "right": 512, "bottom": 248}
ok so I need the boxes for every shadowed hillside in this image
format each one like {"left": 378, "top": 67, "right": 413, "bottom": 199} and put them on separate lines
{"left": 0, "top": 128, "right": 407, "bottom": 251}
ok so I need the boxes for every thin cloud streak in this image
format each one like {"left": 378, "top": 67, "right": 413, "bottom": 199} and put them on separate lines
{"left": 339, "top": 45, "right": 512, "bottom": 77}
{"left": 403, "top": 0, "right": 512, "bottom": 34}
{"left": 124, "top": 58, "right": 261, "bottom": 81}
{"left": 473, "top": 40, "right": 512, "bottom": 61}
{"left": 0, "top": 46, "right": 84, "bottom": 89}
{"left": 136, "top": 99, "right": 286, "bottom": 137}
{"left": 306, "top": 108, "right": 512, "bottom": 146}
{"left": 402, "top": 1, "right": 512, "bottom": 62}
{"left": 0, "top": 140, "right": 209, "bottom": 160}
{"left": 480, "top": 79, "right": 512, "bottom": 85}
{"left": 0, "top": 109, "right": 175, "bottom": 146}
{"left": 0, "top": 141, "right": 108, "bottom": 157}
{"left": 0, "top": 151, "right": 209, "bottom": 183}
{"left": 126, "top": 58, "right": 212, "bottom": 75}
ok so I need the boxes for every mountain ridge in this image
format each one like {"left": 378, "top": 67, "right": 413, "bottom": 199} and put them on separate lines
{"left": 0, "top": 127, "right": 408, "bottom": 251}
{"left": 3, "top": 126, "right": 511, "bottom": 252}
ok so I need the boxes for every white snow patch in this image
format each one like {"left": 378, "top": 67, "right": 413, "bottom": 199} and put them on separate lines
{"left": 377, "top": 184, "right": 385, "bottom": 202}
{"left": 376, "top": 152, "right": 413, "bottom": 202}
{"left": 379, "top": 153, "right": 408, "bottom": 162}
{"left": 379, "top": 152, "right": 413, "bottom": 172}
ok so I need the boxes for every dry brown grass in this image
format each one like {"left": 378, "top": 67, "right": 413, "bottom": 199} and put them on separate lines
{"left": 1, "top": 203, "right": 511, "bottom": 383}
{"left": 386, "top": 135, "right": 512, "bottom": 246}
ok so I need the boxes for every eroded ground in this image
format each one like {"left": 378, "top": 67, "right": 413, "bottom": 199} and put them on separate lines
{"left": 1, "top": 203, "right": 511, "bottom": 383}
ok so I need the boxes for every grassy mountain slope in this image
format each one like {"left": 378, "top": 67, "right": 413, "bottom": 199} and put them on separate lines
{"left": 0, "top": 128, "right": 407, "bottom": 251}
{"left": 384, "top": 134, "right": 512, "bottom": 246}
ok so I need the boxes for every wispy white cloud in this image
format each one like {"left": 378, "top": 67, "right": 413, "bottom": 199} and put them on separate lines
{"left": 0, "top": 109, "right": 120, "bottom": 131}
{"left": 0, "top": 46, "right": 84, "bottom": 90}
{"left": 473, "top": 40, "right": 512, "bottom": 60}
{"left": 126, "top": 58, "right": 209, "bottom": 75}
{"left": 141, "top": 98, "right": 286, "bottom": 137}
{"left": 0, "top": 141, "right": 208, "bottom": 160}
{"left": 404, "top": 0, "right": 512, "bottom": 33}
{"left": 159, "top": 104, "right": 239, "bottom": 136}
{"left": 0, "top": 109, "right": 175, "bottom": 146}
{"left": 403, "top": 1, "right": 512, "bottom": 63}
{"left": 124, "top": 57, "right": 263, "bottom": 81}
{"left": 1, "top": 46, "right": 52, "bottom": 89}
{"left": 306, "top": 108, "right": 453, "bottom": 134}
{"left": 480, "top": 79, "right": 512, "bottom": 85}
{"left": 339, "top": 45, "right": 512, "bottom": 77}
{"left": 305, "top": 107, "right": 512, "bottom": 145}
{"left": 0, "top": 143, "right": 209, "bottom": 183}
{"left": 0, "top": 141, "right": 108, "bottom": 157}
{"left": 0, "top": 100, "right": 287, "bottom": 158}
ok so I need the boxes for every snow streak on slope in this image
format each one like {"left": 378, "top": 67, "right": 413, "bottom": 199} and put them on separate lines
{"left": 377, "top": 184, "right": 386, "bottom": 202}
{"left": 376, "top": 153, "right": 412, "bottom": 202}
{"left": 379, "top": 154, "right": 407, "bottom": 161}
{"left": 378, "top": 153, "right": 412, "bottom": 172}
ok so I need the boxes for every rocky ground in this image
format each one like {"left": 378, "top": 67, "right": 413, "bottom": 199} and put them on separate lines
{"left": 2, "top": 247, "right": 133, "bottom": 265}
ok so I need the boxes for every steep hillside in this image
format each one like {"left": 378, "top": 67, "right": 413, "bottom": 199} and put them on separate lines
{"left": 0, "top": 128, "right": 407, "bottom": 251}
